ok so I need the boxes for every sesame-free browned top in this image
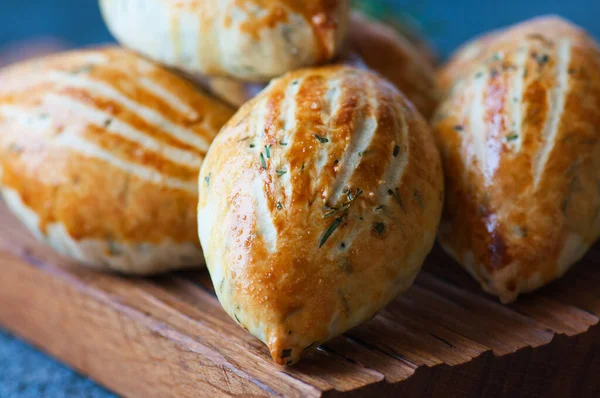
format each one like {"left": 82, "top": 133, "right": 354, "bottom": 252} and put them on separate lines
{"left": 198, "top": 65, "right": 443, "bottom": 364}
{"left": 0, "top": 47, "right": 234, "bottom": 271}
{"left": 433, "top": 18, "right": 600, "bottom": 302}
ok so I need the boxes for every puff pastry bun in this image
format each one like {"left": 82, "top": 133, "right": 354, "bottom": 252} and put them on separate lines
{"left": 99, "top": 0, "right": 350, "bottom": 82}
{"left": 198, "top": 65, "right": 444, "bottom": 364}
{"left": 433, "top": 18, "right": 600, "bottom": 302}
{"left": 195, "top": 11, "right": 440, "bottom": 119}
{"left": 0, "top": 47, "right": 234, "bottom": 274}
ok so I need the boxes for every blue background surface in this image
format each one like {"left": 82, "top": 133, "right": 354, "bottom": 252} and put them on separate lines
{"left": 0, "top": 1, "right": 598, "bottom": 397}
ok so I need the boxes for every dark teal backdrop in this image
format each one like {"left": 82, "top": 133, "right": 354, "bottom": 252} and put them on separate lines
{"left": 0, "top": 1, "right": 598, "bottom": 397}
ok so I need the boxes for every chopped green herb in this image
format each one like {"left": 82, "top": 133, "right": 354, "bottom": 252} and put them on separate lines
{"left": 39, "top": 113, "right": 50, "bottom": 120}
{"left": 490, "top": 52, "right": 502, "bottom": 62}
{"left": 264, "top": 145, "right": 272, "bottom": 159}
{"left": 393, "top": 145, "right": 400, "bottom": 157}
{"left": 320, "top": 217, "right": 343, "bottom": 248}
{"left": 276, "top": 202, "right": 283, "bottom": 210}
{"left": 490, "top": 68, "right": 500, "bottom": 78}
{"left": 347, "top": 188, "right": 363, "bottom": 202}
{"left": 103, "top": 119, "right": 113, "bottom": 128}
{"left": 301, "top": 163, "right": 305, "bottom": 171}
{"left": 340, "top": 242, "right": 346, "bottom": 249}
{"left": 291, "top": 80, "right": 299, "bottom": 86}
{"left": 314, "top": 134, "right": 329, "bottom": 144}
{"left": 325, "top": 188, "right": 363, "bottom": 218}
{"left": 535, "top": 53, "right": 550, "bottom": 66}
{"left": 372, "top": 222, "right": 386, "bottom": 237}
{"left": 276, "top": 170, "right": 287, "bottom": 177}
{"left": 280, "top": 141, "right": 288, "bottom": 146}
{"left": 260, "top": 153, "right": 267, "bottom": 169}
{"left": 512, "top": 97, "right": 520, "bottom": 103}
{"left": 454, "top": 125, "right": 464, "bottom": 132}
{"left": 334, "top": 159, "right": 339, "bottom": 165}
{"left": 234, "top": 313, "right": 241, "bottom": 323}
{"left": 506, "top": 134, "right": 519, "bottom": 142}
{"left": 475, "top": 71, "right": 484, "bottom": 79}
{"left": 281, "top": 349, "right": 293, "bottom": 359}
{"left": 204, "top": 173, "right": 212, "bottom": 187}
{"left": 249, "top": 143, "right": 256, "bottom": 148}
{"left": 388, "top": 188, "right": 406, "bottom": 213}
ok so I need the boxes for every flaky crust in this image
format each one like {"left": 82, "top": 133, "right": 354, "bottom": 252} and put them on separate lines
{"left": 99, "top": 0, "right": 350, "bottom": 82}
{"left": 193, "top": 11, "right": 441, "bottom": 119}
{"left": 0, "top": 47, "right": 234, "bottom": 274}
{"left": 433, "top": 18, "right": 600, "bottom": 302}
{"left": 198, "top": 65, "right": 444, "bottom": 364}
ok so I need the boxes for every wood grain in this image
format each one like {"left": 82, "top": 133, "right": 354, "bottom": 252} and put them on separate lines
{"left": 0, "top": 201, "right": 599, "bottom": 397}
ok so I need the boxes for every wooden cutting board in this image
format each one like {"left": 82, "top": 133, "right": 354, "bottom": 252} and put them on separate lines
{"left": 1, "top": 200, "right": 599, "bottom": 398}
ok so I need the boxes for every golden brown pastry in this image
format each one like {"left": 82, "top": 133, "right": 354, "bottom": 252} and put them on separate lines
{"left": 198, "top": 65, "right": 444, "bottom": 364}
{"left": 438, "top": 15, "right": 598, "bottom": 92}
{"left": 99, "top": 0, "right": 350, "bottom": 82}
{"left": 433, "top": 18, "right": 600, "bottom": 302}
{"left": 0, "top": 47, "right": 235, "bottom": 274}
{"left": 193, "top": 11, "right": 441, "bottom": 119}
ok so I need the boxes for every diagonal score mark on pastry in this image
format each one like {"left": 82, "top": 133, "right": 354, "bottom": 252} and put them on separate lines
{"left": 99, "top": 0, "right": 350, "bottom": 81}
{"left": 197, "top": 65, "right": 444, "bottom": 365}
{"left": 433, "top": 16, "right": 600, "bottom": 303}
{"left": 190, "top": 11, "right": 440, "bottom": 120}
{"left": 46, "top": 71, "right": 213, "bottom": 152}
{"left": 533, "top": 38, "right": 571, "bottom": 187}
{"left": 0, "top": 46, "right": 235, "bottom": 274}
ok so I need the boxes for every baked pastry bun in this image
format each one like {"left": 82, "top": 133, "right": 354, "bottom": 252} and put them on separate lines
{"left": 0, "top": 47, "right": 235, "bottom": 274}
{"left": 433, "top": 18, "right": 600, "bottom": 302}
{"left": 194, "top": 11, "right": 440, "bottom": 119}
{"left": 439, "top": 15, "right": 598, "bottom": 92}
{"left": 99, "top": 0, "right": 350, "bottom": 82}
{"left": 198, "top": 65, "right": 444, "bottom": 364}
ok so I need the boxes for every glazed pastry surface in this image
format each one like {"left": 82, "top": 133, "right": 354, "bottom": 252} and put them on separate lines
{"left": 100, "top": 0, "right": 350, "bottom": 82}
{"left": 193, "top": 11, "right": 440, "bottom": 119}
{"left": 0, "top": 47, "right": 234, "bottom": 274}
{"left": 434, "top": 17, "right": 600, "bottom": 302}
{"left": 198, "top": 65, "right": 444, "bottom": 364}
{"left": 439, "top": 15, "right": 598, "bottom": 92}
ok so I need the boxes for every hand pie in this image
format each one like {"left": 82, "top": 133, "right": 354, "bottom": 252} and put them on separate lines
{"left": 0, "top": 47, "right": 234, "bottom": 274}
{"left": 433, "top": 18, "right": 600, "bottom": 302}
{"left": 99, "top": 0, "right": 350, "bottom": 82}
{"left": 198, "top": 65, "right": 444, "bottom": 364}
